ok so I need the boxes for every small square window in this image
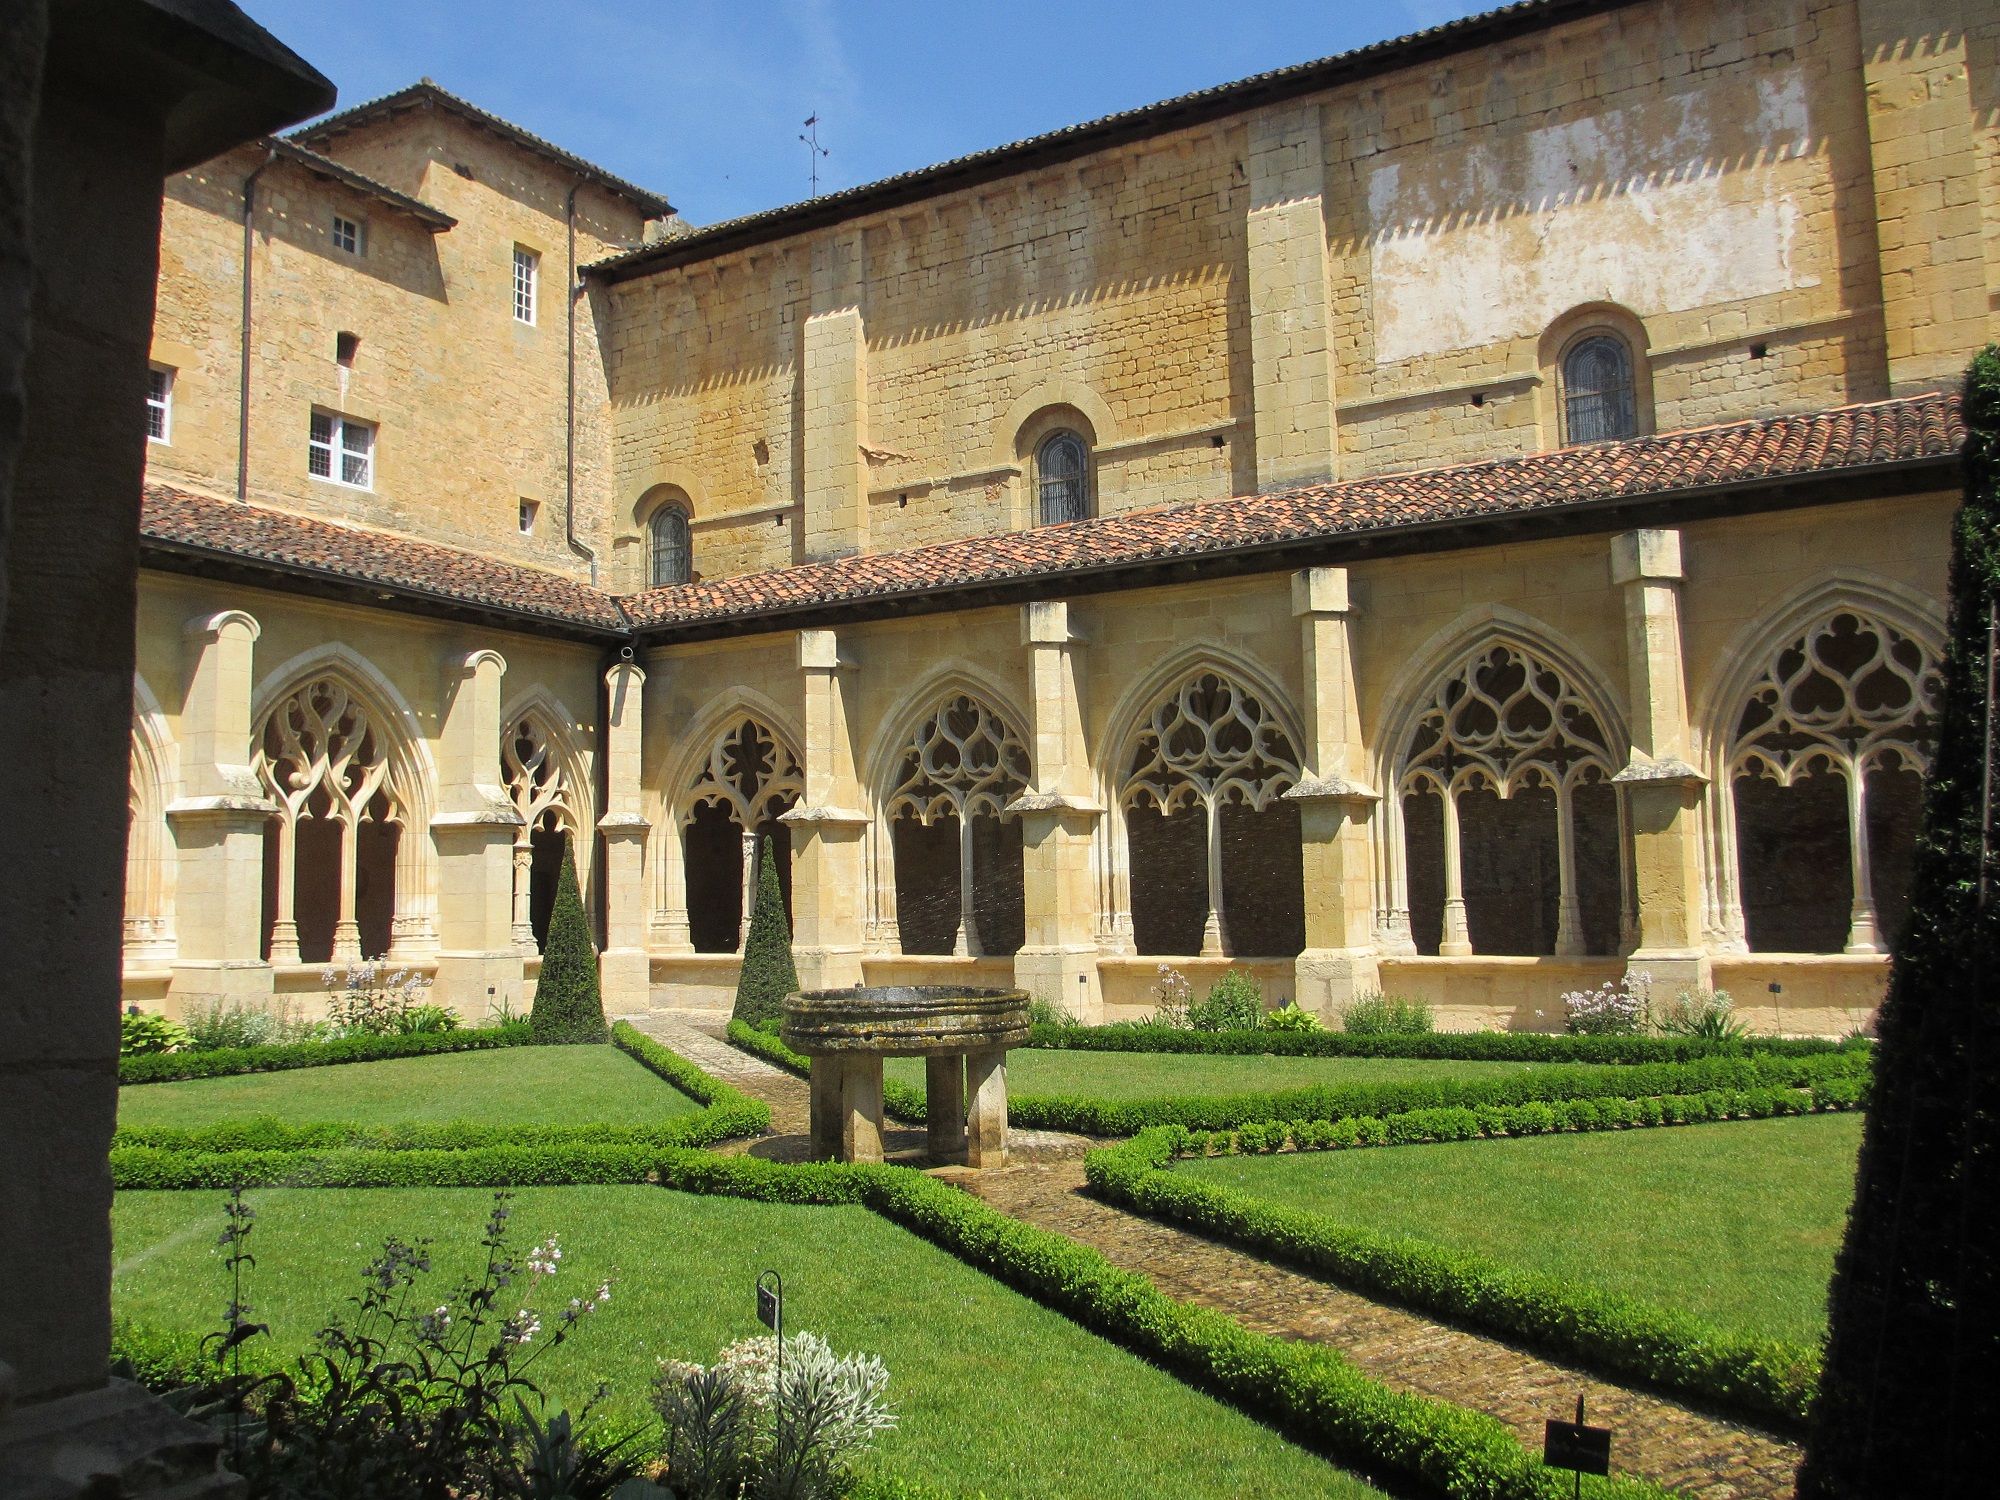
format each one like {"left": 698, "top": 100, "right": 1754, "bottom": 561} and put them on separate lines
{"left": 145, "top": 365, "right": 173, "bottom": 444}
{"left": 518, "top": 498, "right": 539, "bottom": 535}
{"left": 309, "top": 409, "right": 374, "bottom": 489}
{"left": 512, "top": 245, "right": 539, "bottom": 325}
{"left": 331, "top": 214, "right": 364, "bottom": 255}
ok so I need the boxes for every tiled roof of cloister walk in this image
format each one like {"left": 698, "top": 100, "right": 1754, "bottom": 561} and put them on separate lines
{"left": 141, "top": 391, "right": 1965, "bottom": 641}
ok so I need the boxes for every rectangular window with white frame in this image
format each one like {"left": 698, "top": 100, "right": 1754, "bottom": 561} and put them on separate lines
{"left": 309, "top": 409, "right": 374, "bottom": 489}
{"left": 145, "top": 364, "right": 173, "bottom": 444}
{"left": 518, "top": 498, "right": 539, "bottom": 535}
{"left": 512, "top": 245, "right": 538, "bottom": 325}
{"left": 331, "top": 213, "right": 365, "bottom": 256}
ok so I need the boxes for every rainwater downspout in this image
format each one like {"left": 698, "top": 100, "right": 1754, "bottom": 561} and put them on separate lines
{"left": 564, "top": 182, "right": 596, "bottom": 584}
{"left": 238, "top": 147, "right": 278, "bottom": 503}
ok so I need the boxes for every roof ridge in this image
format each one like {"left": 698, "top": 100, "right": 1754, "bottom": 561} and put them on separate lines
{"left": 289, "top": 80, "right": 672, "bottom": 215}
{"left": 259, "top": 136, "right": 456, "bottom": 229}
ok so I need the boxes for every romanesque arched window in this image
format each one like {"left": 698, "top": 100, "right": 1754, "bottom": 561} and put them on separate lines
{"left": 1121, "top": 671, "right": 1303, "bottom": 957}
{"left": 1397, "top": 642, "right": 1623, "bottom": 957}
{"left": 1727, "top": 611, "right": 1940, "bottom": 954}
{"left": 1036, "top": 430, "right": 1090, "bottom": 526}
{"left": 649, "top": 503, "right": 692, "bottom": 587}
{"left": 256, "top": 677, "right": 405, "bottom": 964}
{"left": 503, "top": 711, "right": 584, "bottom": 952}
{"left": 1560, "top": 333, "right": 1637, "bottom": 445}
{"left": 681, "top": 716, "right": 802, "bottom": 952}
{"left": 885, "top": 695, "right": 1030, "bottom": 957}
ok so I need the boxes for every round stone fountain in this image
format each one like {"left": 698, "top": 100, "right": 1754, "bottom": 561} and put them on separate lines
{"left": 780, "top": 986, "right": 1031, "bottom": 1167}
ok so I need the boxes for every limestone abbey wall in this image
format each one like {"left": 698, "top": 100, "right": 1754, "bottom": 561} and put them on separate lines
{"left": 125, "top": 0, "right": 1998, "bottom": 1033}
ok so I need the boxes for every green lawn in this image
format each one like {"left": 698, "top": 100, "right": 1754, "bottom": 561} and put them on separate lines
{"left": 117, "top": 1045, "right": 700, "bottom": 1130}
{"left": 114, "top": 1186, "right": 1381, "bottom": 1500}
{"left": 1181, "top": 1112, "right": 1863, "bottom": 1346}
{"left": 887, "top": 1048, "right": 1530, "bottom": 1101}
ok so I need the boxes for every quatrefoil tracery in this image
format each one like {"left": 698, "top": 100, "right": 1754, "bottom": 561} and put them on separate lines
{"left": 504, "top": 713, "right": 579, "bottom": 837}
{"left": 886, "top": 695, "right": 1030, "bottom": 825}
{"left": 684, "top": 717, "right": 802, "bottom": 829}
{"left": 1398, "top": 643, "right": 1614, "bottom": 799}
{"left": 256, "top": 677, "right": 401, "bottom": 827}
{"left": 1122, "top": 672, "right": 1300, "bottom": 815}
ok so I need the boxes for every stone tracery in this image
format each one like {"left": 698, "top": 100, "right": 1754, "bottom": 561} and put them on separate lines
{"left": 678, "top": 715, "right": 802, "bottom": 952}
{"left": 503, "top": 710, "right": 584, "bottom": 952}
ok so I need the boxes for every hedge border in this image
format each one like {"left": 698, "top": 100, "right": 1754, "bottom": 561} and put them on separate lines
{"left": 1087, "top": 1091, "right": 1865, "bottom": 1428}
{"left": 119, "top": 1022, "right": 536, "bottom": 1084}
{"left": 118, "top": 1146, "right": 1665, "bottom": 1500}
{"left": 1028, "top": 1021, "right": 1862, "bottom": 1064}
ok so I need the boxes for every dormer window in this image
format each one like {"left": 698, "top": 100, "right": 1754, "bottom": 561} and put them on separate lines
{"left": 1036, "top": 430, "right": 1090, "bottom": 525}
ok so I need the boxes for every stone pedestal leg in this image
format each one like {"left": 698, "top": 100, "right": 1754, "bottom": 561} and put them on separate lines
{"left": 926, "top": 1053, "right": 967, "bottom": 1162}
{"left": 808, "top": 1056, "right": 844, "bottom": 1161}
{"left": 966, "top": 1048, "right": 1008, "bottom": 1169}
{"left": 842, "top": 1054, "right": 885, "bottom": 1164}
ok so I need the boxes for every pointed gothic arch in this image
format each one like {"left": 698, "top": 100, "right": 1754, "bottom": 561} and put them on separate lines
{"left": 1108, "top": 651, "right": 1306, "bottom": 958}
{"left": 125, "top": 675, "right": 177, "bottom": 963}
{"left": 1375, "top": 612, "right": 1631, "bottom": 957}
{"left": 250, "top": 647, "right": 435, "bottom": 964}
{"left": 1700, "top": 576, "right": 1945, "bottom": 955}
{"left": 500, "top": 689, "right": 593, "bottom": 953}
{"left": 662, "top": 695, "right": 804, "bottom": 954}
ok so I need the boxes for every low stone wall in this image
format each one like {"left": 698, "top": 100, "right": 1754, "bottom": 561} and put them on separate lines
{"left": 1375, "top": 956, "right": 1627, "bottom": 1034}
{"left": 1708, "top": 954, "right": 1888, "bottom": 1037}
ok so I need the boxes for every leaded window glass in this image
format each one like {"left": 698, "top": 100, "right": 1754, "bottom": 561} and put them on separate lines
{"left": 649, "top": 506, "right": 691, "bottom": 587}
{"left": 1561, "top": 334, "right": 1637, "bottom": 445}
{"left": 1037, "top": 430, "right": 1089, "bottom": 525}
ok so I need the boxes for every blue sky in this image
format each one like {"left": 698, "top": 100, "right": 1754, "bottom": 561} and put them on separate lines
{"left": 253, "top": 0, "right": 1488, "bottom": 225}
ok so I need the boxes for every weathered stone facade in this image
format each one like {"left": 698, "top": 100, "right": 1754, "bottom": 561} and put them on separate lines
{"left": 131, "top": 0, "right": 1999, "bottom": 1035}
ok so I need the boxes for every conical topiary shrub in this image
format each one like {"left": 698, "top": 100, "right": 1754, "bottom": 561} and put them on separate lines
{"left": 529, "top": 840, "right": 606, "bottom": 1043}
{"left": 730, "top": 836, "right": 797, "bottom": 1029}
{"left": 1797, "top": 347, "right": 2000, "bottom": 1497}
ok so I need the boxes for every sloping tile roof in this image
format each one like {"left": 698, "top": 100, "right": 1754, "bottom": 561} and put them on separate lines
{"left": 291, "top": 81, "right": 673, "bottom": 216}
{"left": 590, "top": 0, "right": 1629, "bottom": 283}
{"left": 263, "top": 137, "right": 456, "bottom": 230}
{"left": 140, "top": 484, "right": 631, "bottom": 632}
{"left": 620, "top": 393, "right": 1965, "bottom": 628}
{"left": 140, "top": 394, "right": 1964, "bottom": 641}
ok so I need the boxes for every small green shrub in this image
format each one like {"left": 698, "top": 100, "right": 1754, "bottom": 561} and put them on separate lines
{"left": 395, "top": 1003, "right": 461, "bottom": 1036}
{"left": 1027, "top": 994, "right": 1080, "bottom": 1029}
{"left": 531, "top": 841, "right": 607, "bottom": 1044}
{"left": 1654, "top": 988, "right": 1748, "bottom": 1042}
{"left": 1339, "top": 991, "right": 1434, "bottom": 1035}
{"left": 119, "top": 1023, "right": 533, "bottom": 1085}
{"left": 121, "top": 1011, "right": 190, "bottom": 1056}
{"left": 1259, "top": 1001, "right": 1321, "bottom": 1032}
{"left": 731, "top": 839, "right": 798, "bottom": 1029}
{"left": 1187, "top": 970, "right": 1262, "bottom": 1032}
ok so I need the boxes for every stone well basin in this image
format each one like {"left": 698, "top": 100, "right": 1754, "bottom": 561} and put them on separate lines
{"left": 779, "top": 985, "right": 1031, "bottom": 1057}
{"left": 780, "top": 986, "right": 1031, "bottom": 1168}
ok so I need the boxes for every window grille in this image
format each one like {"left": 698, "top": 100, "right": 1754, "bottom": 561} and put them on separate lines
{"left": 649, "top": 505, "right": 691, "bottom": 586}
{"left": 145, "top": 365, "right": 172, "bottom": 443}
{"left": 331, "top": 215, "right": 363, "bottom": 255}
{"left": 309, "top": 410, "right": 374, "bottom": 489}
{"left": 1037, "top": 430, "right": 1089, "bottom": 525}
{"left": 513, "top": 245, "right": 539, "bottom": 324}
{"left": 1561, "top": 334, "right": 1637, "bottom": 444}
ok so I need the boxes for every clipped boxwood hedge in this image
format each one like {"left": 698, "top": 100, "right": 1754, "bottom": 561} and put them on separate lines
{"left": 1088, "top": 1114, "right": 1835, "bottom": 1428}
{"left": 119, "top": 1022, "right": 536, "bottom": 1085}
{"left": 1028, "top": 1020, "right": 1862, "bottom": 1064}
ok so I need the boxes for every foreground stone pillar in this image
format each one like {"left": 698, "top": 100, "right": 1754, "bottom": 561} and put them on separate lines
{"left": 1610, "top": 530, "right": 1709, "bottom": 998}
{"left": 1011, "top": 601, "right": 1103, "bottom": 1020}
{"left": 841, "top": 1054, "right": 885, "bottom": 1165}
{"left": 926, "top": 1054, "right": 967, "bottom": 1162}
{"left": 598, "top": 660, "right": 651, "bottom": 1013}
{"left": 808, "top": 1057, "right": 845, "bottom": 1161}
{"left": 167, "top": 609, "right": 278, "bottom": 1010}
{"left": 783, "top": 629, "right": 868, "bottom": 989}
{"left": 1284, "top": 568, "right": 1380, "bottom": 1017}
{"left": 966, "top": 1049, "right": 1009, "bottom": 1170}
{"left": 430, "top": 650, "right": 525, "bottom": 1018}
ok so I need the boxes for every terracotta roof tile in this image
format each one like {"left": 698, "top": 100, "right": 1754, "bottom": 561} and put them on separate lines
{"left": 140, "top": 484, "right": 631, "bottom": 631}
{"left": 620, "top": 392, "right": 1965, "bottom": 628}
{"left": 140, "top": 394, "right": 1964, "bottom": 640}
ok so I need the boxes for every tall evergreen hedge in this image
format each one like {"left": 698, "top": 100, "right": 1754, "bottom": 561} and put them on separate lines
{"left": 1798, "top": 348, "right": 2000, "bottom": 1497}
{"left": 528, "top": 841, "right": 606, "bottom": 1044}
{"left": 730, "top": 837, "right": 798, "bottom": 1027}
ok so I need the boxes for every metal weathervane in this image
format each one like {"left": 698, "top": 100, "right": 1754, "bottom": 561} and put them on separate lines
{"left": 799, "top": 115, "right": 829, "bottom": 198}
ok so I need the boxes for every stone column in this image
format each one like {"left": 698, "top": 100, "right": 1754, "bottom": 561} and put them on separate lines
{"left": 1010, "top": 601, "right": 1104, "bottom": 1019}
{"left": 841, "top": 1054, "right": 885, "bottom": 1165}
{"left": 926, "top": 1053, "right": 967, "bottom": 1162}
{"left": 167, "top": 609, "right": 278, "bottom": 1009}
{"left": 781, "top": 628, "right": 868, "bottom": 989}
{"left": 802, "top": 230, "right": 869, "bottom": 561}
{"left": 1857, "top": 0, "right": 1996, "bottom": 395}
{"left": 599, "top": 659, "right": 652, "bottom": 1013}
{"left": 430, "top": 650, "right": 524, "bottom": 1019}
{"left": 808, "top": 1056, "right": 844, "bottom": 1161}
{"left": 965, "top": 1048, "right": 1009, "bottom": 1169}
{"left": 1282, "top": 569, "right": 1380, "bottom": 1016}
{"left": 1609, "top": 530, "right": 1709, "bottom": 998}
{"left": 1246, "top": 102, "right": 1338, "bottom": 490}
{"left": 651, "top": 822, "right": 695, "bottom": 952}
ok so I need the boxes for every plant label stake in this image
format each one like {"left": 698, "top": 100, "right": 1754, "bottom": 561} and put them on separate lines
{"left": 1543, "top": 1392, "right": 1611, "bottom": 1499}
{"left": 758, "top": 1269, "right": 785, "bottom": 1453}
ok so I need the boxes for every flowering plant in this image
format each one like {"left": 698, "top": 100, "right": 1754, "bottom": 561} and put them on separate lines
{"left": 1150, "top": 964, "right": 1193, "bottom": 1029}
{"left": 320, "top": 961, "right": 434, "bottom": 1036}
{"left": 1561, "top": 971, "right": 1651, "bottom": 1035}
